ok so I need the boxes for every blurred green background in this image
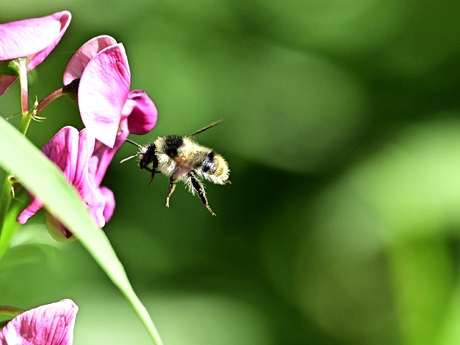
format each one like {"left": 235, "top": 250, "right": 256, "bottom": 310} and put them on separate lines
{"left": 2, "top": 0, "right": 460, "bottom": 344}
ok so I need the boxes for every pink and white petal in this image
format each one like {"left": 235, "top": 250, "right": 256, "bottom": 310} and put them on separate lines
{"left": 41, "top": 126, "right": 79, "bottom": 182}
{"left": 78, "top": 43, "right": 131, "bottom": 148}
{"left": 48, "top": 127, "right": 105, "bottom": 229}
{"left": 63, "top": 35, "right": 117, "bottom": 85}
{"left": 17, "top": 127, "right": 79, "bottom": 225}
{"left": 26, "top": 11, "right": 72, "bottom": 71}
{"left": 99, "top": 186, "right": 115, "bottom": 222}
{"left": 72, "top": 128, "right": 96, "bottom": 192}
{"left": 0, "top": 11, "right": 71, "bottom": 60}
{"left": 81, "top": 182, "right": 107, "bottom": 229}
{"left": 124, "top": 90, "right": 158, "bottom": 135}
{"left": 0, "top": 11, "right": 71, "bottom": 95}
{"left": 18, "top": 127, "right": 98, "bottom": 228}
{"left": 91, "top": 129, "right": 129, "bottom": 186}
{"left": 17, "top": 196, "right": 44, "bottom": 224}
{"left": 0, "top": 299, "right": 78, "bottom": 345}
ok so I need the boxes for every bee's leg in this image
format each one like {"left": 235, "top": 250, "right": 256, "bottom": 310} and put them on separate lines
{"left": 143, "top": 167, "right": 158, "bottom": 185}
{"left": 189, "top": 173, "right": 216, "bottom": 216}
{"left": 165, "top": 177, "right": 177, "bottom": 208}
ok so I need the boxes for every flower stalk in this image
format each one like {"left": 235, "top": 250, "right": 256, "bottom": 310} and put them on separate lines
{"left": 0, "top": 306, "right": 23, "bottom": 318}
{"left": 0, "top": 57, "right": 30, "bottom": 238}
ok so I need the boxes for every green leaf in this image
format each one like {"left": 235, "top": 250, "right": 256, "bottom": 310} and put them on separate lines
{"left": 0, "top": 117, "right": 163, "bottom": 345}
{"left": 0, "top": 192, "right": 23, "bottom": 260}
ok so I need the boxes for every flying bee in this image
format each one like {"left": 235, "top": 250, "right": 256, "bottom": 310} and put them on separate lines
{"left": 121, "top": 120, "right": 230, "bottom": 215}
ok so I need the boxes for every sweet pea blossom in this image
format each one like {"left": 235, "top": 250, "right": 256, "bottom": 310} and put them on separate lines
{"left": 63, "top": 35, "right": 157, "bottom": 148}
{"left": 0, "top": 299, "right": 78, "bottom": 345}
{"left": 123, "top": 89, "right": 158, "bottom": 135}
{"left": 15, "top": 36, "right": 158, "bottom": 239}
{"left": 17, "top": 127, "right": 113, "bottom": 241}
{"left": 0, "top": 11, "right": 71, "bottom": 95}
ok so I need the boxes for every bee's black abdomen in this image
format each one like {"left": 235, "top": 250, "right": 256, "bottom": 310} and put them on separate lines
{"left": 201, "top": 151, "right": 216, "bottom": 173}
{"left": 164, "top": 135, "right": 183, "bottom": 157}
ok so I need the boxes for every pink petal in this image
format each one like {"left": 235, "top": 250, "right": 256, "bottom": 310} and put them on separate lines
{"left": 0, "top": 11, "right": 71, "bottom": 95}
{"left": 91, "top": 129, "right": 129, "bottom": 186}
{"left": 68, "top": 128, "right": 106, "bottom": 229}
{"left": 100, "top": 186, "right": 115, "bottom": 222}
{"left": 17, "top": 195, "right": 43, "bottom": 224}
{"left": 80, "top": 180, "right": 107, "bottom": 230}
{"left": 18, "top": 126, "right": 80, "bottom": 224}
{"left": 0, "top": 11, "right": 71, "bottom": 60}
{"left": 41, "top": 126, "right": 81, "bottom": 183}
{"left": 0, "top": 299, "right": 78, "bottom": 345}
{"left": 63, "top": 35, "right": 117, "bottom": 85}
{"left": 26, "top": 12, "right": 71, "bottom": 71}
{"left": 17, "top": 127, "right": 107, "bottom": 232}
{"left": 72, "top": 128, "right": 96, "bottom": 191}
{"left": 123, "top": 90, "right": 158, "bottom": 135}
{"left": 78, "top": 43, "right": 131, "bottom": 148}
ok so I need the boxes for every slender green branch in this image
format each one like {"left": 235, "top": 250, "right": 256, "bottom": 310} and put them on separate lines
{"left": 35, "top": 88, "right": 64, "bottom": 114}
{"left": 0, "top": 58, "right": 29, "bottom": 247}
{"left": 30, "top": 79, "right": 79, "bottom": 118}
{"left": 0, "top": 306, "right": 23, "bottom": 317}
{"left": 17, "top": 58, "right": 31, "bottom": 135}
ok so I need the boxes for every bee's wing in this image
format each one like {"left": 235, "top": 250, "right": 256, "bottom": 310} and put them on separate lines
{"left": 188, "top": 119, "right": 224, "bottom": 137}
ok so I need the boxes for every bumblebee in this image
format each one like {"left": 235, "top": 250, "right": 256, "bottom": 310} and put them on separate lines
{"left": 122, "top": 120, "right": 230, "bottom": 215}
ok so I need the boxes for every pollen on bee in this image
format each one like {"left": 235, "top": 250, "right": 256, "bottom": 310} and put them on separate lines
{"left": 213, "top": 156, "right": 230, "bottom": 180}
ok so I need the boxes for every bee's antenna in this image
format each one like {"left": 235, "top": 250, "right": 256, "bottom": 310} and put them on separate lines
{"left": 188, "top": 119, "right": 224, "bottom": 137}
{"left": 120, "top": 138, "right": 143, "bottom": 164}
{"left": 120, "top": 154, "right": 138, "bottom": 164}
{"left": 125, "top": 138, "right": 143, "bottom": 148}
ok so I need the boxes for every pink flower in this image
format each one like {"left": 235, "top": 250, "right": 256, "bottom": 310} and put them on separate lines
{"left": 123, "top": 90, "right": 158, "bottom": 135}
{"left": 0, "top": 299, "right": 78, "bottom": 345}
{"left": 0, "top": 11, "right": 71, "bottom": 95}
{"left": 63, "top": 36, "right": 157, "bottom": 148}
{"left": 17, "top": 126, "right": 114, "bottom": 241}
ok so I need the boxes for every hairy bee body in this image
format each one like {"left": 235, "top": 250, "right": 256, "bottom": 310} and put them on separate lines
{"left": 125, "top": 121, "right": 230, "bottom": 215}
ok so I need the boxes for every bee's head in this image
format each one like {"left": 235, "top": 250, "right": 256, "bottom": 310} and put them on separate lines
{"left": 138, "top": 143, "right": 158, "bottom": 185}
{"left": 121, "top": 140, "right": 158, "bottom": 185}
{"left": 138, "top": 143, "right": 158, "bottom": 171}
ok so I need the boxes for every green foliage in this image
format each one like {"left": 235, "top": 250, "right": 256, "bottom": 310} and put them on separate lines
{"left": 0, "top": 117, "right": 162, "bottom": 344}
{"left": 3, "top": 0, "right": 460, "bottom": 344}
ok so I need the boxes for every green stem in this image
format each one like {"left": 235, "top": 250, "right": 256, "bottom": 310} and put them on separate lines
{"left": 0, "top": 62, "right": 72, "bottom": 254}
{"left": 36, "top": 87, "right": 64, "bottom": 114}
{"left": 0, "top": 58, "right": 29, "bottom": 249}
{"left": 0, "top": 306, "right": 22, "bottom": 328}
{"left": 17, "top": 58, "right": 31, "bottom": 135}
{"left": 0, "top": 190, "right": 23, "bottom": 261}
{"left": 0, "top": 306, "right": 23, "bottom": 317}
